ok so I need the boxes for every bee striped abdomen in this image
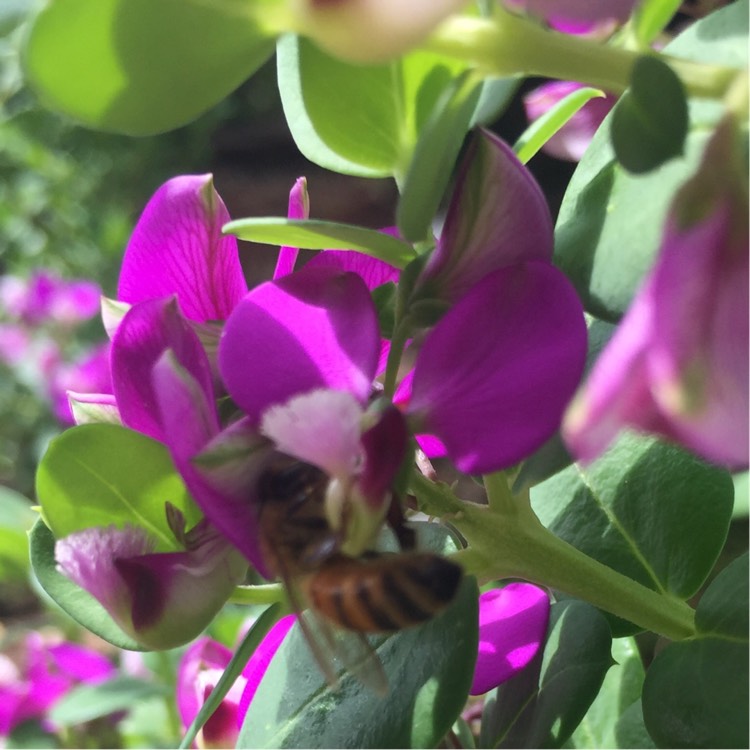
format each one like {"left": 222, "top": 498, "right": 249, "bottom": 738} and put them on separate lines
{"left": 305, "top": 553, "right": 462, "bottom": 633}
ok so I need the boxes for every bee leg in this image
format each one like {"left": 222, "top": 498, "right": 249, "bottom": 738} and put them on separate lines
{"left": 386, "top": 496, "right": 416, "bottom": 551}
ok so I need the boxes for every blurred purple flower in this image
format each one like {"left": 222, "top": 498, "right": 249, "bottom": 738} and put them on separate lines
{"left": 0, "top": 323, "right": 30, "bottom": 368}
{"left": 503, "top": 0, "right": 637, "bottom": 34}
{"left": 564, "top": 117, "right": 749, "bottom": 469}
{"left": 0, "top": 631, "right": 114, "bottom": 739}
{"left": 471, "top": 584, "right": 550, "bottom": 695}
{"left": 0, "top": 271, "right": 100, "bottom": 326}
{"left": 49, "top": 342, "right": 113, "bottom": 424}
{"left": 524, "top": 81, "right": 617, "bottom": 161}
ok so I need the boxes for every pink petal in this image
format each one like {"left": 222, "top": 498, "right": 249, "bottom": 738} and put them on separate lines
{"left": 409, "top": 262, "right": 587, "bottom": 474}
{"left": 418, "top": 130, "right": 553, "bottom": 303}
{"left": 118, "top": 175, "right": 247, "bottom": 323}
{"left": 237, "top": 615, "right": 295, "bottom": 725}
{"left": 111, "top": 298, "right": 214, "bottom": 442}
{"left": 219, "top": 266, "right": 380, "bottom": 425}
{"left": 153, "top": 355, "right": 270, "bottom": 576}
{"left": 471, "top": 584, "right": 550, "bottom": 695}
{"left": 274, "top": 177, "right": 310, "bottom": 279}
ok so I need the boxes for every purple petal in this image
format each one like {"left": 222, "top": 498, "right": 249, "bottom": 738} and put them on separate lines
{"left": 46, "top": 643, "right": 115, "bottom": 684}
{"left": 418, "top": 130, "right": 553, "bottom": 303}
{"left": 524, "top": 81, "right": 616, "bottom": 161}
{"left": 237, "top": 615, "right": 295, "bottom": 725}
{"left": 111, "top": 298, "right": 214, "bottom": 442}
{"left": 565, "top": 119, "right": 749, "bottom": 469}
{"left": 409, "top": 262, "right": 587, "bottom": 473}
{"left": 503, "top": 0, "right": 636, "bottom": 30}
{"left": 359, "top": 405, "right": 408, "bottom": 507}
{"left": 153, "top": 356, "right": 270, "bottom": 575}
{"left": 219, "top": 266, "right": 380, "bottom": 425}
{"left": 305, "top": 245, "right": 400, "bottom": 291}
{"left": 177, "top": 638, "right": 247, "bottom": 749}
{"left": 470, "top": 584, "right": 550, "bottom": 695}
{"left": 118, "top": 175, "right": 247, "bottom": 323}
{"left": 274, "top": 177, "right": 310, "bottom": 279}
{"left": 57, "top": 523, "right": 246, "bottom": 650}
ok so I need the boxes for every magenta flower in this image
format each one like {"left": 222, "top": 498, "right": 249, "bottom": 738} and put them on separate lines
{"left": 56, "top": 513, "right": 247, "bottom": 651}
{"left": 399, "top": 130, "right": 588, "bottom": 472}
{"left": 471, "top": 584, "right": 550, "bottom": 695}
{"left": 0, "top": 271, "right": 101, "bottom": 326}
{"left": 118, "top": 175, "right": 247, "bottom": 323}
{"left": 0, "top": 631, "right": 114, "bottom": 738}
{"left": 175, "top": 632, "right": 295, "bottom": 750}
{"left": 503, "top": 0, "right": 637, "bottom": 34}
{"left": 524, "top": 81, "right": 617, "bottom": 161}
{"left": 564, "top": 117, "right": 749, "bottom": 469}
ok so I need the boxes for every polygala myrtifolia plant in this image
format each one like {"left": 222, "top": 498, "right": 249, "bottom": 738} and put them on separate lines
{"left": 17, "top": 0, "right": 748, "bottom": 747}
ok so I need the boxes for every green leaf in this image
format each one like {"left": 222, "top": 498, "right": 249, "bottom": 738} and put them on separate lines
{"left": 732, "top": 472, "right": 748, "bottom": 518}
{"left": 631, "top": 0, "right": 683, "bottom": 46}
{"left": 179, "top": 604, "right": 283, "bottom": 749}
{"left": 276, "top": 35, "right": 468, "bottom": 178}
{"left": 223, "top": 218, "right": 416, "bottom": 268}
{"left": 397, "top": 72, "right": 482, "bottom": 243}
{"left": 643, "top": 554, "right": 749, "bottom": 748}
{"left": 29, "top": 518, "right": 144, "bottom": 650}
{"left": 35, "top": 423, "right": 197, "bottom": 551}
{"left": 0, "top": 486, "right": 36, "bottom": 581}
{"left": 570, "top": 638, "right": 646, "bottom": 748}
{"left": 531, "top": 433, "right": 733, "bottom": 634}
{"left": 480, "top": 600, "right": 613, "bottom": 749}
{"left": 514, "top": 87, "right": 607, "bottom": 165}
{"left": 611, "top": 56, "right": 688, "bottom": 174}
{"left": 23, "top": 0, "right": 276, "bottom": 135}
{"left": 614, "top": 701, "right": 656, "bottom": 749}
{"left": 238, "top": 522, "right": 478, "bottom": 748}
{"left": 554, "top": 0, "right": 748, "bottom": 320}
{"left": 50, "top": 677, "right": 168, "bottom": 726}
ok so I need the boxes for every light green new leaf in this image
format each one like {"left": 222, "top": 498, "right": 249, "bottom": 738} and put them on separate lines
{"left": 224, "top": 218, "right": 416, "bottom": 268}
{"left": 35, "top": 423, "right": 197, "bottom": 551}
{"left": 24, "top": 0, "right": 276, "bottom": 135}
{"left": 514, "top": 87, "right": 606, "bottom": 165}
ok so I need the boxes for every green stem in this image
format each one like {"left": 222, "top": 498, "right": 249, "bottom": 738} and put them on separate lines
{"left": 229, "top": 582, "right": 285, "bottom": 605}
{"left": 411, "top": 472, "right": 696, "bottom": 641}
{"left": 423, "top": 11, "right": 740, "bottom": 100}
{"left": 383, "top": 316, "right": 411, "bottom": 398}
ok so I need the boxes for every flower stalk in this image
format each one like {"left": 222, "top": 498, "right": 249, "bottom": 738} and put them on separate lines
{"left": 423, "top": 10, "right": 740, "bottom": 100}
{"left": 410, "top": 471, "right": 696, "bottom": 641}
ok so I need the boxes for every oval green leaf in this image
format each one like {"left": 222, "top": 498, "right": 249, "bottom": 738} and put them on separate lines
{"left": 554, "top": 0, "right": 748, "bottom": 320}
{"left": 224, "top": 218, "right": 416, "bottom": 268}
{"left": 276, "top": 35, "right": 468, "bottom": 178}
{"left": 642, "top": 556, "right": 749, "bottom": 748}
{"left": 531, "top": 432, "right": 734, "bottom": 633}
{"left": 238, "top": 522, "right": 478, "bottom": 749}
{"left": 29, "top": 518, "right": 144, "bottom": 650}
{"left": 397, "top": 72, "right": 482, "bottom": 243}
{"left": 35, "top": 423, "right": 196, "bottom": 551}
{"left": 50, "top": 677, "right": 168, "bottom": 726}
{"left": 570, "top": 637, "right": 646, "bottom": 748}
{"left": 23, "top": 0, "right": 276, "bottom": 135}
{"left": 480, "top": 600, "right": 613, "bottom": 749}
{"left": 611, "top": 55, "right": 688, "bottom": 174}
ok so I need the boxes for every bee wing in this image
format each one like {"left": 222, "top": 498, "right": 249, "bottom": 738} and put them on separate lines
{"left": 301, "top": 609, "right": 388, "bottom": 697}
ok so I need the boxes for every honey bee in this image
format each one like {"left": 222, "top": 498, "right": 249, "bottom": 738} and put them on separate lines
{"left": 256, "top": 457, "right": 463, "bottom": 693}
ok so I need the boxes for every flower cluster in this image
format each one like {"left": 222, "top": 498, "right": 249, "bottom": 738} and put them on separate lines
{"left": 0, "top": 270, "right": 111, "bottom": 424}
